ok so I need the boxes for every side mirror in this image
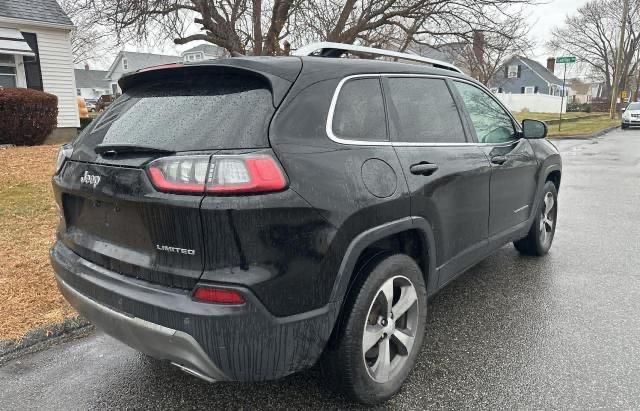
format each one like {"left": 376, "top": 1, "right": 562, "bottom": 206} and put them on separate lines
{"left": 522, "top": 119, "right": 548, "bottom": 139}
{"left": 622, "top": 107, "right": 626, "bottom": 112}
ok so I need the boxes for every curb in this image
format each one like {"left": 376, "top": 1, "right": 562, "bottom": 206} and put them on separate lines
{"left": 549, "top": 125, "right": 620, "bottom": 140}
{"left": 0, "top": 316, "right": 92, "bottom": 361}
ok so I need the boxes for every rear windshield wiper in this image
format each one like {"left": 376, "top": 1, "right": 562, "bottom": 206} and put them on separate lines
{"left": 95, "top": 144, "right": 175, "bottom": 156}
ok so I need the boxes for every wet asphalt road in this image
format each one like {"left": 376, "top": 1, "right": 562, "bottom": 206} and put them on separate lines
{"left": 2, "top": 129, "right": 640, "bottom": 409}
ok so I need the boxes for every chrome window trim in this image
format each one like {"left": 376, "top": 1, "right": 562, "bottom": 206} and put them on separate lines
{"left": 326, "top": 73, "right": 522, "bottom": 148}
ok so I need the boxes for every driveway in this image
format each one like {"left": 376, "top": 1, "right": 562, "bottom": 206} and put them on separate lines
{"left": 2, "top": 129, "right": 640, "bottom": 409}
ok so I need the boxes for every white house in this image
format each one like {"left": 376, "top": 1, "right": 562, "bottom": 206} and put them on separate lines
{"left": 105, "top": 51, "right": 179, "bottom": 95}
{"left": 74, "top": 66, "right": 110, "bottom": 100}
{"left": 181, "top": 44, "right": 226, "bottom": 62}
{"left": 0, "top": 0, "right": 80, "bottom": 139}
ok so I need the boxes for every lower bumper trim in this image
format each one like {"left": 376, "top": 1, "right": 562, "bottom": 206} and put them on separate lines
{"left": 55, "top": 275, "right": 228, "bottom": 382}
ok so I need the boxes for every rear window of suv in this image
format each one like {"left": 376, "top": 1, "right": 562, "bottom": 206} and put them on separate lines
{"left": 77, "top": 74, "right": 274, "bottom": 151}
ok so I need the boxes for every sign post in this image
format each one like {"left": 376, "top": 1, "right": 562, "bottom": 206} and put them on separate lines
{"left": 556, "top": 56, "right": 576, "bottom": 132}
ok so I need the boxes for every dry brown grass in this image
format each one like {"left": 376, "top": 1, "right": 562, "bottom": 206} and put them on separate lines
{"left": 0, "top": 145, "right": 75, "bottom": 340}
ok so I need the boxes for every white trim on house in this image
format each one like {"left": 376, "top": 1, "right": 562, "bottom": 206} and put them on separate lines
{"left": 0, "top": 16, "right": 73, "bottom": 30}
{"left": 524, "top": 86, "right": 535, "bottom": 94}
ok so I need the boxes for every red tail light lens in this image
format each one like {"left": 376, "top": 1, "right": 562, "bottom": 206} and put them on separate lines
{"left": 193, "top": 287, "right": 245, "bottom": 305}
{"left": 207, "top": 155, "right": 287, "bottom": 194}
{"left": 147, "top": 155, "right": 211, "bottom": 194}
{"left": 147, "top": 154, "right": 287, "bottom": 195}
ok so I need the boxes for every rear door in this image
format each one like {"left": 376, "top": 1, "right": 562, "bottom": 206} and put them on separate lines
{"left": 384, "top": 76, "right": 492, "bottom": 287}
{"left": 451, "top": 81, "right": 539, "bottom": 238}
{"left": 55, "top": 70, "right": 279, "bottom": 289}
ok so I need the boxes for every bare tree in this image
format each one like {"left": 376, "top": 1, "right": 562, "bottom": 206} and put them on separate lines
{"left": 549, "top": 0, "right": 640, "bottom": 100}
{"left": 448, "top": 24, "right": 534, "bottom": 85}
{"left": 59, "top": 0, "right": 117, "bottom": 64}
{"left": 85, "top": 0, "right": 536, "bottom": 56}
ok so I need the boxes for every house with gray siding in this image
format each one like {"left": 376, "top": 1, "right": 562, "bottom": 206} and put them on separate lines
{"left": 490, "top": 56, "right": 567, "bottom": 96}
{"left": 104, "top": 51, "right": 179, "bottom": 95}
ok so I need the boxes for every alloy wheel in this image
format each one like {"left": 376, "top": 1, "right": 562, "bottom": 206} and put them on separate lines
{"left": 362, "top": 275, "right": 419, "bottom": 383}
{"left": 539, "top": 191, "right": 556, "bottom": 246}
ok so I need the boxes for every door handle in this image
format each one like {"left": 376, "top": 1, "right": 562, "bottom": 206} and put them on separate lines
{"left": 491, "top": 156, "right": 507, "bottom": 165}
{"left": 410, "top": 162, "right": 438, "bottom": 176}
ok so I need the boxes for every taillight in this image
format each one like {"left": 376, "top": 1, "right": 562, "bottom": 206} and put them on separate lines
{"left": 55, "top": 144, "right": 73, "bottom": 175}
{"left": 147, "top": 155, "right": 210, "bottom": 194}
{"left": 193, "top": 287, "right": 245, "bottom": 305}
{"left": 147, "top": 154, "right": 287, "bottom": 195}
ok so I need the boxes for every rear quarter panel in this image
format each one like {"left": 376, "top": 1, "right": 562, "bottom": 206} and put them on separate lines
{"left": 268, "top": 77, "right": 411, "bottom": 314}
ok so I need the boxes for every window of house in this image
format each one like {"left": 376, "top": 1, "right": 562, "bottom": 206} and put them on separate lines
{"left": 507, "top": 65, "right": 519, "bottom": 78}
{"left": 386, "top": 77, "right": 466, "bottom": 143}
{"left": 525, "top": 86, "right": 535, "bottom": 94}
{"left": 0, "top": 54, "right": 17, "bottom": 88}
{"left": 195, "top": 53, "right": 203, "bottom": 61}
{"left": 122, "top": 58, "right": 128, "bottom": 70}
{"left": 332, "top": 78, "right": 387, "bottom": 141}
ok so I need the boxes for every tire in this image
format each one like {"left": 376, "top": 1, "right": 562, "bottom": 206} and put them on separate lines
{"left": 514, "top": 181, "right": 558, "bottom": 256}
{"left": 622, "top": 124, "right": 628, "bottom": 130}
{"left": 322, "top": 254, "right": 427, "bottom": 405}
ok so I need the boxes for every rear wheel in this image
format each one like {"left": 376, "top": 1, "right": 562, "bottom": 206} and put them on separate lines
{"left": 514, "top": 181, "right": 558, "bottom": 256}
{"left": 322, "top": 254, "right": 427, "bottom": 405}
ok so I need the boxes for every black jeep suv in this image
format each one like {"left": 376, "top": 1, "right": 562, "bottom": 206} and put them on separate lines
{"left": 51, "top": 47, "right": 561, "bottom": 404}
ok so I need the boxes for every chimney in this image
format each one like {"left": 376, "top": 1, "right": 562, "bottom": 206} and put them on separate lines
{"left": 546, "top": 57, "right": 555, "bottom": 74}
{"left": 84, "top": 62, "right": 90, "bottom": 70}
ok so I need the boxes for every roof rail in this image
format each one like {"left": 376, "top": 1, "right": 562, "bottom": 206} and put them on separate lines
{"left": 293, "top": 42, "right": 463, "bottom": 74}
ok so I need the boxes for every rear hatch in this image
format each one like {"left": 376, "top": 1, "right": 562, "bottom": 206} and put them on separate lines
{"left": 54, "top": 62, "right": 299, "bottom": 289}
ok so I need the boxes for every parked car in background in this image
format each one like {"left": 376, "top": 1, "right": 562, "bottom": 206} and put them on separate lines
{"left": 76, "top": 96, "right": 88, "bottom": 119}
{"left": 85, "top": 98, "right": 97, "bottom": 112}
{"left": 51, "top": 43, "right": 562, "bottom": 405}
{"left": 621, "top": 102, "right": 640, "bottom": 129}
{"left": 95, "top": 94, "right": 114, "bottom": 111}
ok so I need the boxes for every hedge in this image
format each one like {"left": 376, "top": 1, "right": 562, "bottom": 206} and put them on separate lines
{"left": 0, "top": 88, "right": 58, "bottom": 146}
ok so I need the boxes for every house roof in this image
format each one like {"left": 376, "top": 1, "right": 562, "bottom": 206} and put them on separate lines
{"left": 74, "top": 69, "right": 110, "bottom": 89}
{"left": 0, "top": 0, "right": 73, "bottom": 27}
{"left": 406, "top": 43, "right": 449, "bottom": 62}
{"left": 105, "top": 51, "right": 180, "bottom": 80}
{"left": 517, "top": 56, "right": 563, "bottom": 85}
{"left": 182, "top": 44, "right": 225, "bottom": 56}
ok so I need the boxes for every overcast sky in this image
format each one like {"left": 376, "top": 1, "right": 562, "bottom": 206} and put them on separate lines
{"left": 527, "top": 0, "right": 590, "bottom": 59}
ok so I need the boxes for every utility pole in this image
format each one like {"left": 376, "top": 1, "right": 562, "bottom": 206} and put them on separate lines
{"left": 559, "top": 61, "right": 567, "bottom": 132}
{"left": 610, "top": 0, "right": 631, "bottom": 119}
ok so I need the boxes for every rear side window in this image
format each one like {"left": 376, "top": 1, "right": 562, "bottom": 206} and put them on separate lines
{"left": 77, "top": 74, "right": 274, "bottom": 151}
{"left": 386, "top": 77, "right": 465, "bottom": 143}
{"left": 332, "top": 78, "right": 387, "bottom": 141}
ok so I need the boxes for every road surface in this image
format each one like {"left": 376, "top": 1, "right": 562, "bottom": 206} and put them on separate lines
{"left": 2, "top": 129, "right": 640, "bottom": 409}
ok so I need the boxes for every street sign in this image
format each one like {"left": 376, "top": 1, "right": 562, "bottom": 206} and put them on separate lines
{"left": 556, "top": 56, "right": 577, "bottom": 64}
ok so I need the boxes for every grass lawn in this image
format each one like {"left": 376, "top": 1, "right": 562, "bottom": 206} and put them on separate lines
{"left": 0, "top": 145, "right": 74, "bottom": 340}
{"left": 513, "top": 112, "right": 619, "bottom": 137}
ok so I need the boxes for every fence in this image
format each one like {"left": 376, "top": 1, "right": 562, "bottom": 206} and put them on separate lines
{"left": 496, "top": 93, "right": 567, "bottom": 113}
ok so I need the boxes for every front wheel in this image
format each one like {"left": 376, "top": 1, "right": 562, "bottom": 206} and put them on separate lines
{"left": 322, "top": 254, "right": 427, "bottom": 405}
{"left": 514, "top": 181, "right": 558, "bottom": 256}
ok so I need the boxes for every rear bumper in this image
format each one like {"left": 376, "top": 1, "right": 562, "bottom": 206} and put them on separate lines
{"left": 56, "top": 275, "right": 226, "bottom": 381}
{"left": 51, "top": 241, "right": 338, "bottom": 382}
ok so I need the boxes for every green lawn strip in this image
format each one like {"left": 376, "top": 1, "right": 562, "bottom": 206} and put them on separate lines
{"left": 547, "top": 117, "right": 619, "bottom": 138}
